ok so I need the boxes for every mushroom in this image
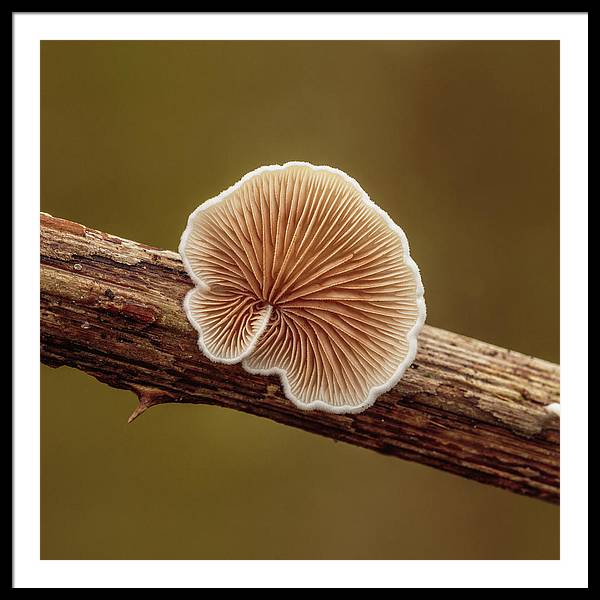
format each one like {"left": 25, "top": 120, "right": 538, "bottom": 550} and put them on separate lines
{"left": 179, "top": 161, "right": 426, "bottom": 413}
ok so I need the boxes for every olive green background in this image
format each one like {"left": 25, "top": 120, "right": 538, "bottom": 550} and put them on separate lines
{"left": 41, "top": 41, "right": 559, "bottom": 560}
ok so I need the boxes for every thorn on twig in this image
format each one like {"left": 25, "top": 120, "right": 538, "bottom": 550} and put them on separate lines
{"left": 127, "top": 403, "right": 149, "bottom": 424}
{"left": 127, "top": 385, "right": 170, "bottom": 424}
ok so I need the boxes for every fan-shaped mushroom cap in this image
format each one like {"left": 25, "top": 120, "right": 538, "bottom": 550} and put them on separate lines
{"left": 179, "top": 162, "right": 426, "bottom": 413}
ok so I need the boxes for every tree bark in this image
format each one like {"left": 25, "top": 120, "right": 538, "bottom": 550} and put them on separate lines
{"left": 40, "top": 213, "right": 560, "bottom": 503}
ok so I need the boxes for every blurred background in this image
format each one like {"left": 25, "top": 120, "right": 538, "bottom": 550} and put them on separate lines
{"left": 41, "top": 41, "right": 559, "bottom": 560}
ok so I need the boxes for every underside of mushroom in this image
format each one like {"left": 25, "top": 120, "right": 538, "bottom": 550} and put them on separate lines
{"left": 180, "top": 162, "right": 425, "bottom": 413}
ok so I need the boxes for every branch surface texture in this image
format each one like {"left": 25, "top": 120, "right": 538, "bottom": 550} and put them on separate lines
{"left": 40, "top": 213, "right": 560, "bottom": 503}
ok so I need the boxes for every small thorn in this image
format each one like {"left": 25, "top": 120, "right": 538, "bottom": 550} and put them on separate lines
{"left": 127, "top": 385, "right": 172, "bottom": 424}
{"left": 127, "top": 402, "right": 149, "bottom": 424}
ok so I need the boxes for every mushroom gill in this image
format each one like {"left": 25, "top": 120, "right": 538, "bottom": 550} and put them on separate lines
{"left": 179, "top": 162, "right": 426, "bottom": 413}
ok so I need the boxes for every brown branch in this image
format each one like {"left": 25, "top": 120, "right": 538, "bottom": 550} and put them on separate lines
{"left": 40, "top": 213, "right": 560, "bottom": 503}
